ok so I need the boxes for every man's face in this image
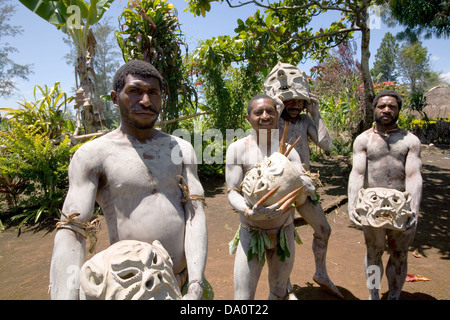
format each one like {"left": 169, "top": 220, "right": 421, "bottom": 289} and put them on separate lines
{"left": 374, "top": 96, "right": 399, "bottom": 127}
{"left": 246, "top": 98, "right": 278, "bottom": 131}
{"left": 112, "top": 74, "right": 162, "bottom": 130}
{"left": 284, "top": 99, "right": 305, "bottom": 119}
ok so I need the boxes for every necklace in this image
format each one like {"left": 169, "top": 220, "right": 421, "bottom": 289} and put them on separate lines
{"left": 372, "top": 123, "right": 400, "bottom": 138}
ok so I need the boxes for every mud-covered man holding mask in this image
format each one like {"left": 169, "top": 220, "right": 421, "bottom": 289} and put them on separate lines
{"left": 49, "top": 60, "right": 207, "bottom": 300}
{"left": 348, "top": 90, "right": 422, "bottom": 300}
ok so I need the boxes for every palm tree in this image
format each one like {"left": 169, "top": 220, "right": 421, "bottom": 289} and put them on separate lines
{"left": 19, "top": 0, "right": 115, "bottom": 134}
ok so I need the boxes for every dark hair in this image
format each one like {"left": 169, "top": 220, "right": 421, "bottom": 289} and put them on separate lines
{"left": 372, "top": 90, "right": 403, "bottom": 110}
{"left": 112, "top": 60, "right": 163, "bottom": 93}
{"left": 247, "top": 94, "right": 277, "bottom": 115}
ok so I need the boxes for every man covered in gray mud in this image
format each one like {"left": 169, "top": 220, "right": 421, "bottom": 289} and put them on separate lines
{"left": 226, "top": 94, "right": 316, "bottom": 299}
{"left": 50, "top": 60, "right": 207, "bottom": 300}
{"left": 264, "top": 62, "right": 342, "bottom": 298}
{"left": 348, "top": 90, "right": 422, "bottom": 300}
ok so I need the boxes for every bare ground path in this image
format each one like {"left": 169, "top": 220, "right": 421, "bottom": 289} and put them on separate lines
{"left": 0, "top": 144, "right": 448, "bottom": 300}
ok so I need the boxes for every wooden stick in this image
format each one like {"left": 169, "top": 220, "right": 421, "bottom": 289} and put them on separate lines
{"left": 279, "top": 122, "right": 290, "bottom": 154}
{"left": 284, "top": 134, "right": 302, "bottom": 157}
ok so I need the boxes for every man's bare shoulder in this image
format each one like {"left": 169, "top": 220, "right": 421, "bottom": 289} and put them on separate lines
{"left": 169, "top": 132, "right": 194, "bottom": 149}
{"left": 77, "top": 129, "right": 126, "bottom": 149}
{"left": 353, "top": 128, "right": 372, "bottom": 146}
{"left": 299, "top": 113, "right": 314, "bottom": 123}
{"left": 227, "top": 135, "right": 251, "bottom": 151}
{"left": 402, "top": 129, "right": 421, "bottom": 146}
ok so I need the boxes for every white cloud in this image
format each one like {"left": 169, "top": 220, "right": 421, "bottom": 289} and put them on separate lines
{"left": 441, "top": 72, "right": 450, "bottom": 82}
{"left": 431, "top": 56, "right": 441, "bottom": 61}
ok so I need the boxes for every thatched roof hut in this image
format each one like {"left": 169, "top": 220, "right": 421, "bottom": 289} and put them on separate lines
{"left": 423, "top": 86, "right": 450, "bottom": 119}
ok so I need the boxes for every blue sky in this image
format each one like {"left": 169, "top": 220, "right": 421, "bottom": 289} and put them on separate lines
{"left": 1, "top": 0, "right": 449, "bottom": 110}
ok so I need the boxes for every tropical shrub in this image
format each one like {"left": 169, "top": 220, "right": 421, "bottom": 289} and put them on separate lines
{"left": 0, "top": 82, "right": 81, "bottom": 228}
{"left": 0, "top": 82, "right": 75, "bottom": 140}
{"left": 0, "top": 120, "right": 82, "bottom": 228}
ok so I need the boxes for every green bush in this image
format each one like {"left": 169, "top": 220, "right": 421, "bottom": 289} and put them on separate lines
{"left": 0, "top": 120, "right": 82, "bottom": 228}
{"left": 0, "top": 82, "right": 81, "bottom": 228}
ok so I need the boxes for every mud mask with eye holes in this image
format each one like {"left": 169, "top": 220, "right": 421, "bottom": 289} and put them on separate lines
{"left": 79, "top": 240, "right": 182, "bottom": 300}
{"left": 355, "top": 187, "right": 413, "bottom": 231}
{"left": 264, "top": 62, "right": 311, "bottom": 103}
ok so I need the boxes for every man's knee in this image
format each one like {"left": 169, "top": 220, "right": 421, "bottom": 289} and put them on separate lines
{"left": 313, "top": 223, "right": 331, "bottom": 241}
{"left": 390, "top": 249, "right": 408, "bottom": 263}
{"left": 366, "top": 244, "right": 384, "bottom": 261}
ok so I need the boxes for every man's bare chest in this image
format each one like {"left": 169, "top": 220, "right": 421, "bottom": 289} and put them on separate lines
{"left": 366, "top": 134, "right": 409, "bottom": 164}
{"left": 101, "top": 145, "right": 182, "bottom": 190}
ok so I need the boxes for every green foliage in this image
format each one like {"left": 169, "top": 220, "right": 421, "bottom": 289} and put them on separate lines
{"left": 188, "top": 53, "right": 256, "bottom": 132}
{"left": 186, "top": 0, "right": 361, "bottom": 65}
{"left": 247, "top": 228, "right": 271, "bottom": 267}
{"left": 371, "top": 32, "right": 399, "bottom": 82}
{"left": 179, "top": 117, "right": 227, "bottom": 181}
{"left": 310, "top": 43, "right": 363, "bottom": 155}
{"left": 406, "top": 90, "right": 427, "bottom": 114}
{"left": 389, "top": 0, "right": 450, "bottom": 41}
{"left": 0, "top": 82, "right": 81, "bottom": 228}
{"left": 19, "top": 0, "right": 114, "bottom": 30}
{"left": 397, "top": 40, "right": 431, "bottom": 92}
{"left": 0, "top": 82, "right": 75, "bottom": 140}
{"left": 0, "top": 120, "right": 82, "bottom": 228}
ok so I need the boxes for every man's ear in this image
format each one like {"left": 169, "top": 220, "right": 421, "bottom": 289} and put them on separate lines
{"left": 245, "top": 114, "right": 250, "bottom": 122}
{"left": 110, "top": 91, "right": 118, "bottom": 107}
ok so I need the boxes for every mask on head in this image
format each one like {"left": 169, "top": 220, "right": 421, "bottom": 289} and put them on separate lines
{"left": 79, "top": 240, "right": 182, "bottom": 300}
{"left": 264, "top": 62, "right": 311, "bottom": 103}
{"left": 355, "top": 188, "right": 413, "bottom": 230}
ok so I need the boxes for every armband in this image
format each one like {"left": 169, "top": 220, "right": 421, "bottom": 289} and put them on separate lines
{"left": 56, "top": 211, "right": 100, "bottom": 253}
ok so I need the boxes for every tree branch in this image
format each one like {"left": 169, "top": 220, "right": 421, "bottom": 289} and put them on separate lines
{"left": 225, "top": 0, "right": 354, "bottom": 13}
{"left": 281, "top": 26, "right": 360, "bottom": 49}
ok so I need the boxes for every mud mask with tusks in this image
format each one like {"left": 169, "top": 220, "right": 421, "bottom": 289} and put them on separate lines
{"left": 355, "top": 187, "right": 413, "bottom": 230}
{"left": 241, "top": 152, "right": 308, "bottom": 207}
{"left": 79, "top": 240, "right": 182, "bottom": 300}
{"left": 241, "top": 122, "right": 309, "bottom": 209}
{"left": 264, "top": 62, "right": 311, "bottom": 103}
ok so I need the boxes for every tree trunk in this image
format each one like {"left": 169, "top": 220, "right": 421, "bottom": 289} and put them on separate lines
{"left": 358, "top": 6, "right": 375, "bottom": 133}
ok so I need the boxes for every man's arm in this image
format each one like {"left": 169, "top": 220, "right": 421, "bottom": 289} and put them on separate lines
{"left": 287, "top": 147, "right": 316, "bottom": 199}
{"left": 50, "top": 147, "right": 99, "bottom": 299}
{"left": 347, "top": 135, "right": 367, "bottom": 226}
{"left": 180, "top": 142, "right": 208, "bottom": 300}
{"left": 404, "top": 135, "right": 422, "bottom": 231}
{"left": 225, "top": 142, "right": 249, "bottom": 215}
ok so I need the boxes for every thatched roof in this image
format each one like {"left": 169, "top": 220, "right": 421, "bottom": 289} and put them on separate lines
{"left": 422, "top": 86, "right": 450, "bottom": 119}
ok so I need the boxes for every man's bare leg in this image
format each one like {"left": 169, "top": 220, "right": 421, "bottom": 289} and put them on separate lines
{"left": 266, "top": 223, "right": 296, "bottom": 300}
{"left": 297, "top": 200, "right": 343, "bottom": 298}
{"left": 363, "top": 227, "right": 385, "bottom": 300}
{"left": 234, "top": 226, "right": 263, "bottom": 300}
{"left": 386, "top": 229, "right": 416, "bottom": 300}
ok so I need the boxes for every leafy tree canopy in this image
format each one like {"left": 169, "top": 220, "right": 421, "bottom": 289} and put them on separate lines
{"left": 389, "top": 0, "right": 450, "bottom": 42}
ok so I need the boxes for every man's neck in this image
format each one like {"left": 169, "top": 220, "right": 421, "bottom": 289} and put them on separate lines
{"left": 373, "top": 122, "right": 400, "bottom": 137}
{"left": 253, "top": 129, "right": 279, "bottom": 156}
{"left": 281, "top": 114, "right": 298, "bottom": 124}
{"left": 120, "top": 125, "right": 159, "bottom": 143}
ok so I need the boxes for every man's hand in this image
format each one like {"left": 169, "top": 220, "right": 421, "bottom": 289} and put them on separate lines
{"left": 306, "top": 96, "right": 319, "bottom": 116}
{"left": 245, "top": 202, "right": 284, "bottom": 221}
{"left": 182, "top": 281, "right": 203, "bottom": 300}
{"left": 348, "top": 208, "right": 363, "bottom": 227}
{"left": 405, "top": 212, "right": 418, "bottom": 233}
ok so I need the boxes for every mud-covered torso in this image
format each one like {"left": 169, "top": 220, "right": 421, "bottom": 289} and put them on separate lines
{"left": 82, "top": 129, "right": 188, "bottom": 274}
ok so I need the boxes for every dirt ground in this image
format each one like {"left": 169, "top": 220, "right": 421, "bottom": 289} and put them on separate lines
{"left": 0, "top": 144, "right": 448, "bottom": 300}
